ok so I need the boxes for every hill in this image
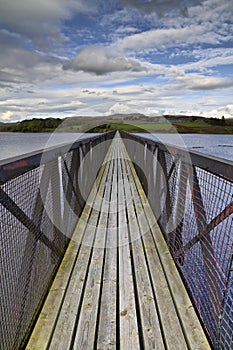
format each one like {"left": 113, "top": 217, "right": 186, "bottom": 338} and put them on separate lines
{"left": 0, "top": 114, "right": 232, "bottom": 133}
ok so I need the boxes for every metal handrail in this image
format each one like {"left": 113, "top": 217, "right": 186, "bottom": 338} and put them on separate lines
{"left": 120, "top": 131, "right": 233, "bottom": 182}
{"left": 0, "top": 132, "right": 116, "bottom": 184}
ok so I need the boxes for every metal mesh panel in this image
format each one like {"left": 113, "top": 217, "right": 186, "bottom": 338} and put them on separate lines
{"left": 121, "top": 131, "right": 233, "bottom": 350}
{"left": 0, "top": 132, "right": 113, "bottom": 350}
{"left": 61, "top": 150, "right": 80, "bottom": 237}
{"left": 219, "top": 266, "right": 233, "bottom": 349}
{"left": 0, "top": 163, "right": 64, "bottom": 350}
{"left": 162, "top": 162, "right": 233, "bottom": 349}
{"left": 176, "top": 167, "right": 233, "bottom": 348}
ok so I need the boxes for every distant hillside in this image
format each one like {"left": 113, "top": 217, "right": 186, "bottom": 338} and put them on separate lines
{"left": 0, "top": 118, "right": 62, "bottom": 132}
{"left": 0, "top": 114, "right": 232, "bottom": 134}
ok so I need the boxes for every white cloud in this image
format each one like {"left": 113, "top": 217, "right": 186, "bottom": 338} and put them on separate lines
{"left": 1, "top": 80, "right": 233, "bottom": 122}
{"left": 182, "top": 51, "right": 233, "bottom": 72}
{"left": 1, "top": 110, "right": 15, "bottom": 121}
{"left": 115, "top": 26, "right": 139, "bottom": 35}
{"left": 166, "top": 65, "right": 233, "bottom": 90}
{"left": 114, "top": 0, "right": 233, "bottom": 53}
{"left": 105, "top": 102, "right": 136, "bottom": 115}
{"left": 63, "top": 46, "right": 146, "bottom": 75}
{"left": 216, "top": 104, "right": 233, "bottom": 117}
{"left": 176, "top": 74, "right": 233, "bottom": 90}
{"left": 116, "top": 24, "right": 228, "bottom": 52}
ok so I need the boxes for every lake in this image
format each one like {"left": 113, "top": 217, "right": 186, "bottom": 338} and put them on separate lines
{"left": 0, "top": 132, "right": 233, "bottom": 162}
{"left": 0, "top": 132, "right": 93, "bottom": 161}
{"left": 136, "top": 133, "right": 233, "bottom": 161}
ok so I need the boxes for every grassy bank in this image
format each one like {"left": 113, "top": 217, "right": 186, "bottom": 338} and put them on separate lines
{"left": 89, "top": 121, "right": 233, "bottom": 134}
{"left": 0, "top": 115, "right": 233, "bottom": 134}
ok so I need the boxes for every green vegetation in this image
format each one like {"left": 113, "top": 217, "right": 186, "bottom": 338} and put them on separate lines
{"left": 0, "top": 115, "right": 233, "bottom": 134}
{"left": 89, "top": 122, "right": 174, "bottom": 133}
{"left": 0, "top": 118, "right": 62, "bottom": 132}
{"left": 174, "top": 117, "right": 233, "bottom": 134}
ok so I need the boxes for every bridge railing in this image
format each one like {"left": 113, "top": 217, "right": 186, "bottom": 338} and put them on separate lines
{"left": 120, "top": 131, "right": 233, "bottom": 350}
{"left": 0, "top": 131, "right": 114, "bottom": 350}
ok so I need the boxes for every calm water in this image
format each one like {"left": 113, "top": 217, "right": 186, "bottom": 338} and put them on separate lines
{"left": 0, "top": 132, "right": 94, "bottom": 161}
{"left": 136, "top": 133, "right": 233, "bottom": 161}
{"left": 0, "top": 132, "right": 233, "bottom": 162}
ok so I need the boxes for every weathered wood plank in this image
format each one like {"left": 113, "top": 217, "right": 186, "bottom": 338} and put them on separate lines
{"left": 72, "top": 146, "right": 114, "bottom": 349}
{"left": 117, "top": 142, "right": 140, "bottom": 350}
{"left": 121, "top": 154, "right": 165, "bottom": 350}
{"left": 97, "top": 148, "right": 118, "bottom": 348}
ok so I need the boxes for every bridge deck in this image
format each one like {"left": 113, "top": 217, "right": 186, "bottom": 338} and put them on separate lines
{"left": 26, "top": 134, "right": 210, "bottom": 349}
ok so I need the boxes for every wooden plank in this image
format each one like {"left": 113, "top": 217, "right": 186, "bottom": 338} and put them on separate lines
{"left": 121, "top": 154, "right": 165, "bottom": 349}
{"left": 117, "top": 140, "right": 140, "bottom": 350}
{"left": 97, "top": 147, "right": 118, "bottom": 348}
{"left": 72, "top": 145, "right": 114, "bottom": 349}
{"left": 124, "top": 140, "right": 211, "bottom": 350}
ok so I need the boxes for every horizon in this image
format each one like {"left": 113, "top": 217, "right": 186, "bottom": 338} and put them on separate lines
{"left": 1, "top": 112, "right": 232, "bottom": 125}
{"left": 0, "top": 0, "right": 233, "bottom": 121}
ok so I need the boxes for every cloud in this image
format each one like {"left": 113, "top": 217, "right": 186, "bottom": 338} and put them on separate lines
{"left": 216, "top": 104, "right": 233, "bottom": 117}
{"left": 166, "top": 66, "right": 233, "bottom": 90}
{"left": 1, "top": 110, "right": 15, "bottom": 121}
{"left": 1, "top": 0, "right": 233, "bottom": 122}
{"left": 116, "top": 24, "right": 228, "bottom": 52}
{"left": 63, "top": 46, "right": 145, "bottom": 75}
{"left": 181, "top": 49, "right": 233, "bottom": 73}
{"left": 176, "top": 74, "right": 233, "bottom": 91}
{"left": 1, "top": 78, "right": 233, "bottom": 122}
{"left": 0, "top": 0, "right": 96, "bottom": 50}
{"left": 0, "top": 0, "right": 94, "bottom": 28}
{"left": 105, "top": 102, "right": 136, "bottom": 115}
{"left": 115, "top": 0, "right": 233, "bottom": 52}
{"left": 121, "top": 0, "right": 200, "bottom": 16}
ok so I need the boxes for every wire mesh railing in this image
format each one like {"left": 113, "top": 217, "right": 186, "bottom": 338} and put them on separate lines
{"left": 0, "top": 131, "right": 114, "bottom": 350}
{"left": 120, "top": 131, "right": 233, "bottom": 350}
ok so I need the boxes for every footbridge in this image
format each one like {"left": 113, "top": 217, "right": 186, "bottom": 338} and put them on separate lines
{"left": 0, "top": 131, "right": 232, "bottom": 349}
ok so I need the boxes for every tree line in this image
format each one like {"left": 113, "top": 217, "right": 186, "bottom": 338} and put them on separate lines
{"left": 0, "top": 118, "right": 62, "bottom": 132}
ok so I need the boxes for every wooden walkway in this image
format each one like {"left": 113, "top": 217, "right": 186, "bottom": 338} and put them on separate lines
{"left": 26, "top": 133, "right": 211, "bottom": 349}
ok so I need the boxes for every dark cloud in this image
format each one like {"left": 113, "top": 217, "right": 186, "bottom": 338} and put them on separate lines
{"left": 0, "top": 0, "right": 97, "bottom": 51}
{"left": 63, "top": 46, "right": 145, "bottom": 75}
{"left": 0, "top": 70, "right": 22, "bottom": 84}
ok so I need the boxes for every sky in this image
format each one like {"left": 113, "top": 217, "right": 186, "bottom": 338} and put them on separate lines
{"left": 0, "top": 0, "right": 233, "bottom": 122}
